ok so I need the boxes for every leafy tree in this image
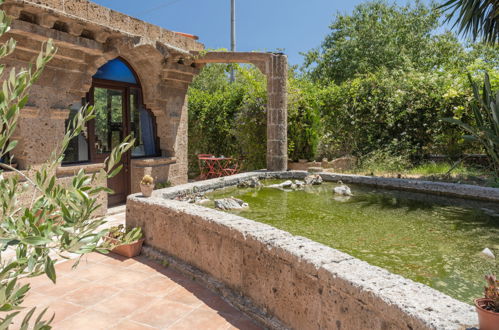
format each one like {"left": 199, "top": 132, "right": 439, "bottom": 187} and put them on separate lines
{"left": 0, "top": 4, "right": 134, "bottom": 327}
{"left": 440, "top": 0, "right": 499, "bottom": 44}
{"left": 303, "top": 1, "right": 461, "bottom": 84}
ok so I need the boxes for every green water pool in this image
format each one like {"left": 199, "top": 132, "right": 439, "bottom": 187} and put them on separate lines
{"left": 206, "top": 180, "right": 499, "bottom": 304}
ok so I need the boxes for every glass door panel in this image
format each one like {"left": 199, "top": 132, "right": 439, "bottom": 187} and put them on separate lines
{"left": 93, "top": 87, "right": 124, "bottom": 154}
{"left": 89, "top": 86, "right": 128, "bottom": 206}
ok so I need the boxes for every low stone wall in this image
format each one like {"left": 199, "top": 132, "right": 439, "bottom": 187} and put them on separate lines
{"left": 288, "top": 156, "right": 357, "bottom": 172}
{"left": 3, "top": 163, "right": 108, "bottom": 216}
{"left": 127, "top": 171, "right": 485, "bottom": 329}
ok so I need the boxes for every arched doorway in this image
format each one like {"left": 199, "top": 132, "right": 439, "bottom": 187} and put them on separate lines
{"left": 88, "top": 58, "right": 159, "bottom": 206}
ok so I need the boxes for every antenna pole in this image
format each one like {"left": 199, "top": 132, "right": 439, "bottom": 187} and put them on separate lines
{"left": 230, "top": 0, "right": 236, "bottom": 82}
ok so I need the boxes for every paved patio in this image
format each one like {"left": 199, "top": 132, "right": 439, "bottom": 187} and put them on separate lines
{"left": 7, "top": 212, "right": 262, "bottom": 330}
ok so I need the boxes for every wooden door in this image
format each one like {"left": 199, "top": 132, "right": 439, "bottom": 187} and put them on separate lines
{"left": 88, "top": 86, "right": 130, "bottom": 206}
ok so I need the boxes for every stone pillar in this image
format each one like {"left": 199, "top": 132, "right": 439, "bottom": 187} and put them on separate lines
{"left": 154, "top": 80, "right": 190, "bottom": 185}
{"left": 266, "top": 54, "right": 288, "bottom": 171}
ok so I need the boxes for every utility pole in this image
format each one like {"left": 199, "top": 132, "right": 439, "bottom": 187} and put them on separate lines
{"left": 230, "top": 0, "right": 236, "bottom": 82}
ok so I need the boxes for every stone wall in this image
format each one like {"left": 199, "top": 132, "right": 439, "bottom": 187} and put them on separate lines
{"left": 0, "top": 0, "right": 203, "bottom": 205}
{"left": 126, "top": 171, "right": 484, "bottom": 329}
{"left": 4, "top": 163, "right": 108, "bottom": 216}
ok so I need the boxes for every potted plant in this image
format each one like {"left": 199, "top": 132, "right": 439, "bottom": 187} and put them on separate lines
{"left": 475, "top": 248, "right": 499, "bottom": 330}
{"left": 106, "top": 225, "right": 144, "bottom": 258}
{"left": 140, "top": 174, "right": 155, "bottom": 197}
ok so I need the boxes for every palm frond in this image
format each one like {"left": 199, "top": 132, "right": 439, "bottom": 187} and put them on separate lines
{"left": 439, "top": 0, "right": 499, "bottom": 44}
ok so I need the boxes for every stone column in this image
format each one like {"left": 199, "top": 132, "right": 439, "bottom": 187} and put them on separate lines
{"left": 153, "top": 80, "right": 190, "bottom": 185}
{"left": 266, "top": 54, "right": 288, "bottom": 171}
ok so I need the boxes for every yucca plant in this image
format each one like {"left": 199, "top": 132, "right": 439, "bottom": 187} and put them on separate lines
{"left": 444, "top": 72, "right": 499, "bottom": 177}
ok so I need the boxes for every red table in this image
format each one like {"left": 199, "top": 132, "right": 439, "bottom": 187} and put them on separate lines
{"left": 198, "top": 155, "right": 239, "bottom": 179}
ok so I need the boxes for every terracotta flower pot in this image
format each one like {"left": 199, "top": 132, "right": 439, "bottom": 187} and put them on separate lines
{"left": 140, "top": 183, "right": 154, "bottom": 197}
{"left": 107, "top": 237, "right": 145, "bottom": 258}
{"left": 475, "top": 298, "right": 499, "bottom": 330}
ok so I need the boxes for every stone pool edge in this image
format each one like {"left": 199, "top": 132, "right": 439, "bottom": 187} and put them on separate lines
{"left": 126, "top": 171, "right": 481, "bottom": 330}
{"left": 160, "top": 170, "right": 499, "bottom": 203}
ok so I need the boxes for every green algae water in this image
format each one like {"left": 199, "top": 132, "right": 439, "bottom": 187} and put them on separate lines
{"left": 206, "top": 180, "right": 499, "bottom": 304}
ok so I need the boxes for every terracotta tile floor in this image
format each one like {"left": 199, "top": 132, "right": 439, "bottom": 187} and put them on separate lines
{"left": 4, "top": 211, "right": 262, "bottom": 329}
{"left": 9, "top": 252, "right": 262, "bottom": 330}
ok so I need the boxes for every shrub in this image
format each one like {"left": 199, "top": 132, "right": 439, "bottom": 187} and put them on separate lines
{"left": 287, "top": 76, "right": 321, "bottom": 161}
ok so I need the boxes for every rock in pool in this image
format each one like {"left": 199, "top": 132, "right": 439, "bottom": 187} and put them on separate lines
{"left": 215, "top": 197, "right": 249, "bottom": 210}
{"left": 237, "top": 177, "right": 263, "bottom": 188}
{"left": 268, "top": 180, "right": 294, "bottom": 189}
{"left": 333, "top": 181, "right": 352, "bottom": 196}
{"left": 304, "top": 174, "right": 323, "bottom": 185}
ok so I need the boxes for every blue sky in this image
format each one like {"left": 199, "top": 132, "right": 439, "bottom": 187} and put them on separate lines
{"left": 93, "top": 0, "right": 448, "bottom": 66}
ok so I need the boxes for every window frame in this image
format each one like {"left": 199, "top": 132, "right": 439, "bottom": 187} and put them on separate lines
{"left": 62, "top": 58, "right": 160, "bottom": 166}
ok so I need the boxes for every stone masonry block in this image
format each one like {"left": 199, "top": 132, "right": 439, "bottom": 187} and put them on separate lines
{"left": 63, "top": 0, "right": 88, "bottom": 19}
{"left": 30, "top": 0, "right": 64, "bottom": 11}
{"left": 86, "top": 2, "right": 110, "bottom": 25}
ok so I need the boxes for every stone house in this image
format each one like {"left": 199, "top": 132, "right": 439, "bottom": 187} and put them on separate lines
{"left": 0, "top": 0, "right": 288, "bottom": 212}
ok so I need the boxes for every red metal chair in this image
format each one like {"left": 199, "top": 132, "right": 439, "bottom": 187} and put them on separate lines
{"left": 197, "top": 154, "right": 214, "bottom": 179}
{"left": 222, "top": 159, "right": 240, "bottom": 176}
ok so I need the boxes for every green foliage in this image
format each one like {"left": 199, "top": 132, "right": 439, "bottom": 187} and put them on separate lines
{"left": 0, "top": 4, "right": 134, "bottom": 327}
{"left": 188, "top": 64, "right": 324, "bottom": 171}
{"left": 301, "top": 0, "right": 499, "bottom": 164}
{"left": 106, "top": 225, "right": 142, "bottom": 243}
{"left": 303, "top": 1, "right": 458, "bottom": 84}
{"left": 444, "top": 72, "right": 499, "bottom": 175}
{"left": 440, "top": 0, "right": 499, "bottom": 44}
{"left": 357, "top": 148, "right": 412, "bottom": 174}
{"left": 287, "top": 75, "right": 321, "bottom": 161}
{"left": 187, "top": 0, "right": 499, "bottom": 181}
{"left": 188, "top": 64, "right": 267, "bottom": 173}
{"left": 314, "top": 68, "right": 482, "bottom": 159}
{"left": 155, "top": 181, "right": 172, "bottom": 189}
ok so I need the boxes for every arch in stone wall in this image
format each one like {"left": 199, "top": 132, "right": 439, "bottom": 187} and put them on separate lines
{"left": 193, "top": 51, "right": 288, "bottom": 172}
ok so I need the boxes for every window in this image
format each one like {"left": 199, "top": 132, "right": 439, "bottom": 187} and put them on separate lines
{"left": 63, "top": 101, "right": 89, "bottom": 164}
{"left": 93, "top": 59, "right": 138, "bottom": 84}
{"left": 130, "top": 88, "right": 157, "bottom": 157}
{"left": 91, "top": 58, "right": 158, "bottom": 160}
